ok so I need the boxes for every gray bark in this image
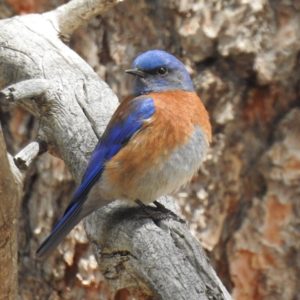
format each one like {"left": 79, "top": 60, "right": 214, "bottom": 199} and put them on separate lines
{"left": 0, "top": 1, "right": 230, "bottom": 299}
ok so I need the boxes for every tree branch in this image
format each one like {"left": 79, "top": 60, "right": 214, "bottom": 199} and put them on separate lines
{"left": 44, "top": 0, "right": 123, "bottom": 40}
{"left": 14, "top": 140, "right": 47, "bottom": 171}
{"left": 0, "top": 79, "right": 50, "bottom": 105}
{"left": 0, "top": 79, "right": 51, "bottom": 117}
{"left": 85, "top": 197, "right": 232, "bottom": 299}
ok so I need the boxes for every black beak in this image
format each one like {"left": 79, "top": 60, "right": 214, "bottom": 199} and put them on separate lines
{"left": 125, "top": 68, "right": 146, "bottom": 78}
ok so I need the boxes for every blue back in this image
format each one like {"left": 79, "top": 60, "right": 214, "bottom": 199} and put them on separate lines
{"left": 64, "top": 96, "right": 155, "bottom": 215}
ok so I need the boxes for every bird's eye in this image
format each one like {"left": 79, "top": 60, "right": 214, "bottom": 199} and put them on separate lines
{"left": 157, "top": 67, "right": 168, "bottom": 75}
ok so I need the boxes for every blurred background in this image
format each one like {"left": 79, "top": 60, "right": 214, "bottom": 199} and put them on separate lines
{"left": 1, "top": 0, "right": 300, "bottom": 299}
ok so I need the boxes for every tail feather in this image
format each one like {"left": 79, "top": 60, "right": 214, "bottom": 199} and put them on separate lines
{"left": 36, "top": 202, "right": 82, "bottom": 258}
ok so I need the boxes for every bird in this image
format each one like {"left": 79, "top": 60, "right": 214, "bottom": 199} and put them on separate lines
{"left": 36, "top": 49, "right": 212, "bottom": 258}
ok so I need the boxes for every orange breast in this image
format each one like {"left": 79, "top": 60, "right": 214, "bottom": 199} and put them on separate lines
{"left": 103, "top": 90, "right": 211, "bottom": 195}
{"left": 150, "top": 90, "right": 212, "bottom": 143}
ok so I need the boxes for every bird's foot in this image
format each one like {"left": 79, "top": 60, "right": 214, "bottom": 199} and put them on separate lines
{"left": 135, "top": 199, "right": 185, "bottom": 224}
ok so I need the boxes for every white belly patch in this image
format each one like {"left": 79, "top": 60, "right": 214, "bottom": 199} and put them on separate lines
{"left": 129, "top": 126, "right": 209, "bottom": 203}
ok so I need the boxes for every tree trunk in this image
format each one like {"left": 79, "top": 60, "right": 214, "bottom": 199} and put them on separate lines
{"left": 0, "top": 125, "right": 22, "bottom": 300}
{"left": 1, "top": 0, "right": 299, "bottom": 299}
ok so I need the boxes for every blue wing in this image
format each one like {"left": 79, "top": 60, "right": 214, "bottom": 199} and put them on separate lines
{"left": 36, "top": 96, "right": 155, "bottom": 257}
{"left": 71, "top": 96, "right": 155, "bottom": 207}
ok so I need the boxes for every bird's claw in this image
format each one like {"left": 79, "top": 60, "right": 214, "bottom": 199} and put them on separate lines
{"left": 135, "top": 199, "right": 186, "bottom": 224}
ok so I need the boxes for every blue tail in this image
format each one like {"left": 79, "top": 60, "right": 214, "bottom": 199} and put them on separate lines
{"left": 36, "top": 96, "right": 156, "bottom": 258}
{"left": 36, "top": 200, "right": 84, "bottom": 258}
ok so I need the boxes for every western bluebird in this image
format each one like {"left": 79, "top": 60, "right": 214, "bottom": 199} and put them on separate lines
{"left": 36, "top": 49, "right": 212, "bottom": 258}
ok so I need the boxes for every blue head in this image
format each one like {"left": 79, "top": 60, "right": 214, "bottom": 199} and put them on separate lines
{"left": 126, "top": 50, "right": 194, "bottom": 96}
